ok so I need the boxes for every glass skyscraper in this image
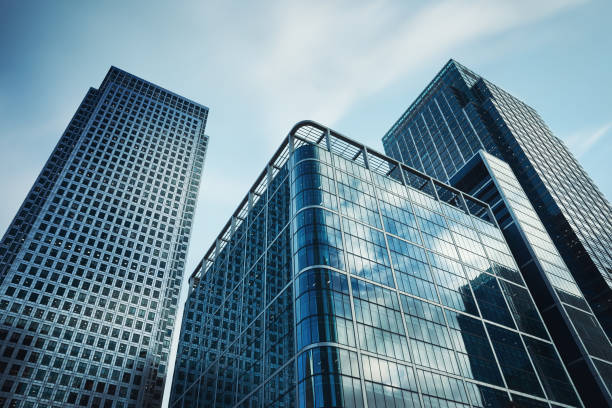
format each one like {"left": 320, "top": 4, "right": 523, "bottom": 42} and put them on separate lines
{"left": 170, "top": 121, "right": 581, "bottom": 408}
{"left": 0, "top": 67, "right": 208, "bottom": 408}
{"left": 451, "top": 151, "right": 612, "bottom": 406}
{"left": 381, "top": 60, "right": 612, "bottom": 343}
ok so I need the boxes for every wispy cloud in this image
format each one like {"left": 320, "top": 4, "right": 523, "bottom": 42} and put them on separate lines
{"left": 201, "top": 0, "right": 585, "bottom": 137}
{"left": 563, "top": 121, "right": 612, "bottom": 157}
{"left": 178, "top": 0, "right": 588, "bottom": 255}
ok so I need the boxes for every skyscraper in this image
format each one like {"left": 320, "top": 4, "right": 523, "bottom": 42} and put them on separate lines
{"left": 170, "top": 121, "right": 581, "bottom": 408}
{"left": 381, "top": 60, "right": 612, "bottom": 342}
{"left": 0, "top": 67, "right": 208, "bottom": 408}
{"left": 451, "top": 151, "right": 612, "bottom": 406}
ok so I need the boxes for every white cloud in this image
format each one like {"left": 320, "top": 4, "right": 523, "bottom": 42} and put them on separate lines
{"left": 215, "top": 0, "right": 586, "bottom": 134}
{"left": 179, "top": 0, "right": 589, "bottom": 271}
{"left": 563, "top": 121, "right": 612, "bottom": 157}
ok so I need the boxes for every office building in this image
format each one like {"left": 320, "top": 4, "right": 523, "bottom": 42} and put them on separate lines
{"left": 452, "top": 151, "right": 612, "bottom": 406}
{"left": 170, "top": 121, "right": 580, "bottom": 408}
{"left": 0, "top": 67, "right": 208, "bottom": 407}
{"left": 382, "top": 60, "right": 612, "bottom": 340}
{"left": 383, "top": 60, "right": 612, "bottom": 404}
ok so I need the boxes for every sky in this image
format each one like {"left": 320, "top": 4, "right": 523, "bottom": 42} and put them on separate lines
{"left": 1, "top": 0, "right": 611, "bottom": 405}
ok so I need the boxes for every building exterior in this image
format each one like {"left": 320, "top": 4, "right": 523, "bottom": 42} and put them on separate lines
{"left": 451, "top": 151, "right": 612, "bottom": 406}
{"left": 0, "top": 67, "right": 208, "bottom": 408}
{"left": 170, "top": 121, "right": 581, "bottom": 408}
{"left": 382, "top": 60, "right": 612, "bottom": 341}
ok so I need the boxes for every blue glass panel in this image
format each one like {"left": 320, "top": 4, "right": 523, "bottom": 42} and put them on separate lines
{"left": 297, "top": 346, "right": 363, "bottom": 408}
{"left": 295, "top": 269, "right": 354, "bottom": 350}
{"left": 351, "top": 279, "right": 409, "bottom": 361}
{"left": 293, "top": 208, "right": 344, "bottom": 274}
{"left": 429, "top": 252, "right": 479, "bottom": 315}
{"left": 388, "top": 236, "right": 439, "bottom": 302}
{"left": 403, "top": 296, "right": 460, "bottom": 375}
{"left": 486, "top": 324, "right": 543, "bottom": 397}
{"left": 523, "top": 336, "right": 580, "bottom": 406}
{"left": 468, "top": 271, "right": 515, "bottom": 328}
{"left": 445, "top": 310, "right": 504, "bottom": 386}
{"left": 464, "top": 382, "right": 510, "bottom": 407}
{"left": 498, "top": 280, "right": 547, "bottom": 339}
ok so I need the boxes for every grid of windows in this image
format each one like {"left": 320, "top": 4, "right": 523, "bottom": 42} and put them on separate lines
{"left": 382, "top": 59, "right": 612, "bottom": 341}
{"left": 451, "top": 151, "right": 612, "bottom": 406}
{"left": 382, "top": 59, "right": 612, "bottom": 406}
{"left": 0, "top": 67, "right": 208, "bottom": 408}
{"left": 170, "top": 122, "right": 580, "bottom": 408}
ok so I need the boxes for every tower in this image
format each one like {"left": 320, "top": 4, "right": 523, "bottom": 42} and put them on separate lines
{"left": 170, "top": 121, "right": 580, "bottom": 408}
{"left": 452, "top": 151, "right": 612, "bottom": 405}
{"left": 0, "top": 67, "right": 208, "bottom": 407}
{"left": 382, "top": 60, "right": 612, "bottom": 340}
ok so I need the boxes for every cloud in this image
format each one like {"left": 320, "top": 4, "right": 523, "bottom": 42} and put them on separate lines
{"left": 563, "top": 121, "right": 612, "bottom": 157}
{"left": 179, "top": 0, "right": 589, "bottom": 266}
{"left": 217, "top": 0, "right": 586, "bottom": 134}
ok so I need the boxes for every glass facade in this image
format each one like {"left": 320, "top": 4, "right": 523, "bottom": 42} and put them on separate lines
{"left": 0, "top": 67, "right": 208, "bottom": 408}
{"left": 451, "top": 151, "right": 612, "bottom": 406}
{"left": 382, "top": 60, "right": 612, "bottom": 342}
{"left": 170, "top": 121, "right": 580, "bottom": 407}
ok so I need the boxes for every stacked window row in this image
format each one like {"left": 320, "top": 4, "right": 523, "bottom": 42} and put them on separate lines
{"left": 0, "top": 76, "right": 207, "bottom": 408}
{"left": 290, "top": 143, "right": 579, "bottom": 407}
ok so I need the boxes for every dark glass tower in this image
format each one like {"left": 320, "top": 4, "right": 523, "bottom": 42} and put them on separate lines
{"left": 170, "top": 121, "right": 581, "bottom": 408}
{"left": 451, "top": 151, "right": 612, "bottom": 406}
{"left": 382, "top": 60, "right": 612, "bottom": 343}
{"left": 0, "top": 67, "right": 208, "bottom": 408}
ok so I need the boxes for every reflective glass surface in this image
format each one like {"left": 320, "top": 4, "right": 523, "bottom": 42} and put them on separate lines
{"left": 170, "top": 123, "right": 580, "bottom": 407}
{"left": 0, "top": 67, "right": 208, "bottom": 408}
{"left": 452, "top": 151, "right": 612, "bottom": 405}
{"left": 382, "top": 59, "right": 612, "bottom": 406}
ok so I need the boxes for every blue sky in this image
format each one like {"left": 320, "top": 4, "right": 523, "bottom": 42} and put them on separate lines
{"left": 1, "top": 0, "right": 611, "bottom": 404}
